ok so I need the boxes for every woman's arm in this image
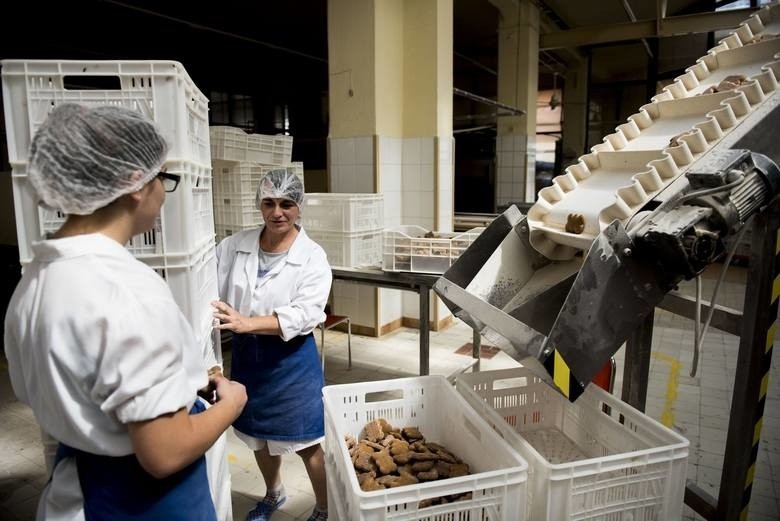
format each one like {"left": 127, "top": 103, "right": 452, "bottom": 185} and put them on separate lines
{"left": 127, "top": 376, "right": 246, "bottom": 479}
{"left": 211, "top": 300, "right": 281, "bottom": 335}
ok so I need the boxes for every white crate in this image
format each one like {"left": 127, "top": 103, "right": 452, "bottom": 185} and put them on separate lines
{"left": 456, "top": 368, "right": 689, "bottom": 521}
{"left": 302, "top": 193, "right": 383, "bottom": 233}
{"left": 210, "top": 126, "right": 292, "bottom": 164}
{"left": 2, "top": 60, "right": 210, "bottom": 167}
{"left": 323, "top": 376, "right": 528, "bottom": 521}
{"left": 211, "top": 161, "right": 307, "bottom": 236}
{"left": 214, "top": 224, "right": 256, "bottom": 244}
{"left": 212, "top": 160, "right": 304, "bottom": 195}
{"left": 12, "top": 159, "right": 215, "bottom": 265}
{"left": 382, "top": 226, "right": 483, "bottom": 274}
{"left": 306, "top": 228, "right": 382, "bottom": 268}
{"left": 145, "top": 240, "right": 219, "bottom": 340}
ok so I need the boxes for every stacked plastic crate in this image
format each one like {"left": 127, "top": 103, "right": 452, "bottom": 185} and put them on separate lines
{"left": 1, "top": 60, "right": 218, "bottom": 351}
{"left": 209, "top": 126, "right": 296, "bottom": 242}
{"left": 1, "top": 59, "right": 236, "bottom": 521}
{"left": 301, "top": 193, "right": 384, "bottom": 268}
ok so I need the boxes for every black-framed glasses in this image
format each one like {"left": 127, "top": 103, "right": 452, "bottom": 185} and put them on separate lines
{"left": 156, "top": 172, "right": 181, "bottom": 193}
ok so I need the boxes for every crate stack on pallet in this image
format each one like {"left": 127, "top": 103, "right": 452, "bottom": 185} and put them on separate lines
{"left": 1, "top": 60, "right": 220, "bottom": 352}
{"left": 209, "top": 126, "right": 300, "bottom": 242}
{"left": 301, "top": 193, "right": 384, "bottom": 268}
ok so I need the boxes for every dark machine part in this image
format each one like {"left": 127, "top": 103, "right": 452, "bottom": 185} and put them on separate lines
{"left": 544, "top": 150, "right": 780, "bottom": 395}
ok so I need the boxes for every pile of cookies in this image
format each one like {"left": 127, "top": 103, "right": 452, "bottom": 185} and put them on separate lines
{"left": 346, "top": 418, "right": 471, "bottom": 500}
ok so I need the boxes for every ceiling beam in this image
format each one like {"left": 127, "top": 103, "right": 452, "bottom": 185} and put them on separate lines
{"left": 540, "top": 7, "right": 757, "bottom": 50}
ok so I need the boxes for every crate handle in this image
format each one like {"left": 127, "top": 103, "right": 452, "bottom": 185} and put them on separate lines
{"left": 491, "top": 376, "right": 529, "bottom": 390}
{"left": 63, "top": 75, "right": 122, "bottom": 91}
{"left": 365, "top": 389, "right": 404, "bottom": 403}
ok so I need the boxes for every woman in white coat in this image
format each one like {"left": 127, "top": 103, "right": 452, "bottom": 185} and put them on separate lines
{"left": 213, "top": 169, "right": 332, "bottom": 521}
{"left": 3, "top": 103, "right": 247, "bottom": 521}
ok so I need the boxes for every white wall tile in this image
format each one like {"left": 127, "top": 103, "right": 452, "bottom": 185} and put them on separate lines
{"left": 380, "top": 164, "right": 402, "bottom": 192}
{"left": 438, "top": 163, "right": 453, "bottom": 192}
{"left": 421, "top": 191, "right": 434, "bottom": 219}
{"left": 355, "top": 165, "right": 374, "bottom": 193}
{"left": 340, "top": 164, "right": 356, "bottom": 191}
{"left": 402, "top": 190, "right": 419, "bottom": 219}
{"left": 382, "top": 137, "right": 402, "bottom": 165}
{"left": 420, "top": 165, "right": 434, "bottom": 192}
{"left": 351, "top": 167, "right": 374, "bottom": 194}
{"left": 337, "top": 138, "right": 356, "bottom": 166}
{"left": 402, "top": 164, "right": 421, "bottom": 192}
{"left": 379, "top": 289, "right": 402, "bottom": 324}
{"left": 355, "top": 136, "right": 373, "bottom": 165}
{"left": 438, "top": 138, "right": 451, "bottom": 163}
{"left": 402, "top": 138, "right": 420, "bottom": 165}
{"left": 421, "top": 138, "right": 434, "bottom": 165}
{"left": 402, "top": 292, "right": 418, "bottom": 317}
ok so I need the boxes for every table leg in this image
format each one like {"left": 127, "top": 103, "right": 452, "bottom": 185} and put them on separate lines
{"left": 419, "top": 287, "right": 430, "bottom": 376}
{"left": 472, "top": 329, "right": 481, "bottom": 372}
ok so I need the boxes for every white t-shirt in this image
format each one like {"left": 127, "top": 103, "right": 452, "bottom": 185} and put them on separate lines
{"left": 4, "top": 233, "right": 208, "bottom": 453}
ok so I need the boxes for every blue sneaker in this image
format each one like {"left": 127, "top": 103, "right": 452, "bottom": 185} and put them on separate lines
{"left": 306, "top": 508, "right": 328, "bottom": 521}
{"left": 245, "top": 492, "right": 287, "bottom": 521}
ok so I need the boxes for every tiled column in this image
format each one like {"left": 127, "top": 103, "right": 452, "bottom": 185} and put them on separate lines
{"left": 328, "top": 0, "right": 454, "bottom": 334}
{"left": 491, "top": 0, "right": 539, "bottom": 209}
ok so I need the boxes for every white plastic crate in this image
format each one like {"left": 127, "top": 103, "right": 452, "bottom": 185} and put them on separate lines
{"left": 13, "top": 159, "right": 215, "bottom": 264}
{"left": 2, "top": 60, "right": 215, "bottom": 265}
{"left": 210, "top": 126, "right": 292, "bottom": 164}
{"left": 382, "top": 226, "right": 483, "bottom": 274}
{"left": 456, "top": 368, "right": 689, "bottom": 521}
{"left": 323, "top": 376, "right": 528, "bottom": 521}
{"left": 306, "top": 228, "right": 382, "bottom": 268}
{"left": 211, "top": 161, "right": 306, "bottom": 236}
{"left": 214, "top": 224, "right": 256, "bottom": 244}
{"left": 302, "top": 193, "right": 384, "bottom": 233}
{"left": 212, "top": 161, "right": 304, "bottom": 195}
{"left": 145, "top": 240, "right": 219, "bottom": 340}
{"left": 2, "top": 60, "right": 210, "bottom": 167}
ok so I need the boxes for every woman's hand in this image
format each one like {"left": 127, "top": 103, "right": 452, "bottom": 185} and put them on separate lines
{"left": 211, "top": 300, "right": 254, "bottom": 334}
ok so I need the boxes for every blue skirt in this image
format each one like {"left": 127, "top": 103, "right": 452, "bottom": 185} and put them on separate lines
{"left": 54, "top": 401, "right": 216, "bottom": 521}
{"left": 231, "top": 332, "right": 325, "bottom": 441}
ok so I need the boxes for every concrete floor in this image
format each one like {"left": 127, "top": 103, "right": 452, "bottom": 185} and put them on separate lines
{"left": 1, "top": 264, "right": 779, "bottom": 520}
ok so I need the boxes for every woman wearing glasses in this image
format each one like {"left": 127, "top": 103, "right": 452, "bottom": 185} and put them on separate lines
{"left": 3, "top": 103, "right": 247, "bottom": 520}
{"left": 213, "top": 169, "right": 331, "bottom": 521}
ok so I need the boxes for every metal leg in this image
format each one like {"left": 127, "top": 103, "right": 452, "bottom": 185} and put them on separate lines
{"left": 621, "top": 310, "right": 655, "bottom": 412}
{"left": 320, "top": 324, "right": 325, "bottom": 373}
{"left": 419, "top": 287, "right": 430, "bottom": 376}
{"left": 715, "top": 209, "right": 778, "bottom": 520}
{"left": 472, "top": 328, "right": 481, "bottom": 372}
{"left": 347, "top": 318, "right": 352, "bottom": 370}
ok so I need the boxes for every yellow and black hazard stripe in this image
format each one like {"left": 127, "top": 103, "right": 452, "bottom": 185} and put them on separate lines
{"left": 543, "top": 349, "right": 585, "bottom": 402}
{"left": 741, "top": 230, "right": 780, "bottom": 520}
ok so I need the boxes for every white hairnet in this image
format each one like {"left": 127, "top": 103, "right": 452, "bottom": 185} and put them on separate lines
{"left": 255, "top": 168, "right": 304, "bottom": 209}
{"left": 28, "top": 103, "right": 169, "bottom": 215}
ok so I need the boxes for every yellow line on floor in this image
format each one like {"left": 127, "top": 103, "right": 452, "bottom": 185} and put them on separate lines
{"left": 652, "top": 352, "right": 681, "bottom": 428}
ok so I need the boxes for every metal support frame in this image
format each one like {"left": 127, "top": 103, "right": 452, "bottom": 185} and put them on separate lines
{"left": 619, "top": 201, "right": 779, "bottom": 519}
{"left": 715, "top": 203, "right": 779, "bottom": 520}
{"left": 540, "top": 7, "right": 757, "bottom": 50}
{"left": 621, "top": 311, "right": 655, "bottom": 412}
{"left": 331, "top": 267, "right": 481, "bottom": 377}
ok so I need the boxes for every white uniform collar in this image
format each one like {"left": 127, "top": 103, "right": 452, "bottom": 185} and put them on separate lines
{"left": 236, "top": 225, "right": 310, "bottom": 266}
{"left": 31, "top": 233, "right": 135, "bottom": 262}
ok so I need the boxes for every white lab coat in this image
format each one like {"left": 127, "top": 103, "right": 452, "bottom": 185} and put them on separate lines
{"left": 4, "top": 233, "right": 209, "bottom": 521}
{"left": 216, "top": 226, "right": 331, "bottom": 340}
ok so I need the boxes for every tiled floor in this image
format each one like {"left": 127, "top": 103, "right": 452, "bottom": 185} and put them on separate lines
{"left": 1, "top": 263, "right": 779, "bottom": 520}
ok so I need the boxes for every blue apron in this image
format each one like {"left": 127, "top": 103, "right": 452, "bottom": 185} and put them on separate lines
{"left": 231, "top": 332, "right": 324, "bottom": 441}
{"left": 53, "top": 401, "right": 216, "bottom": 521}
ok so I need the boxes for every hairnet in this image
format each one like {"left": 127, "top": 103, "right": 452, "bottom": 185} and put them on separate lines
{"left": 28, "top": 103, "right": 169, "bottom": 215}
{"left": 255, "top": 168, "right": 304, "bottom": 209}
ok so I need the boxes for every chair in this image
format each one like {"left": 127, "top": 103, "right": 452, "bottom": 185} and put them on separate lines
{"left": 318, "top": 314, "right": 352, "bottom": 371}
